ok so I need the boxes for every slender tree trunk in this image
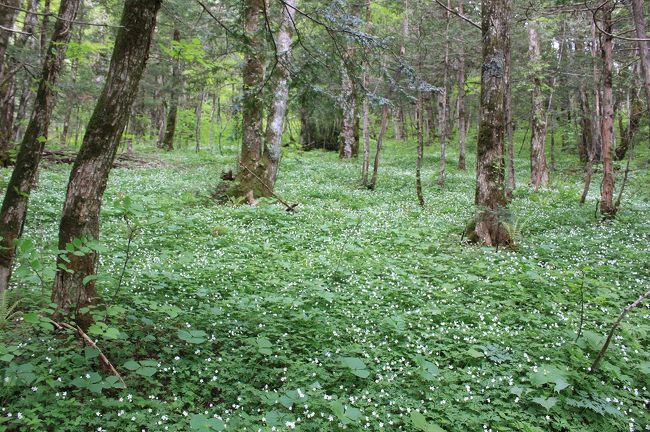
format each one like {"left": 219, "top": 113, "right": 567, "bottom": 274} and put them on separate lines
{"left": 52, "top": 0, "right": 162, "bottom": 322}
{"left": 229, "top": 0, "right": 265, "bottom": 200}
{"left": 40, "top": 0, "right": 51, "bottom": 59}
{"left": 11, "top": 0, "right": 40, "bottom": 146}
{"left": 615, "top": 89, "right": 641, "bottom": 161}
{"left": 339, "top": 60, "right": 355, "bottom": 159}
{"left": 416, "top": 91, "right": 424, "bottom": 206}
{"left": 600, "top": 4, "right": 615, "bottom": 218}
{"left": 0, "top": 0, "right": 81, "bottom": 294}
{"left": 590, "top": 20, "right": 602, "bottom": 162}
{"left": 437, "top": 0, "right": 451, "bottom": 187}
{"left": 162, "top": 29, "right": 181, "bottom": 152}
{"left": 464, "top": 0, "right": 512, "bottom": 247}
{"left": 0, "top": 0, "right": 21, "bottom": 79}
{"left": 630, "top": 0, "right": 650, "bottom": 113}
{"left": 505, "top": 31, "right": 515, "bottom": 195}
{"left": 0, "top": 0, "right": 39, "bottom": 166}
{"left": 578, "top": 84, "right": 592, "bottom": 163}
{"left": 457, "top": 0, "right": 467, "bottom": 171}
{"left": 528, "top": 22, "right": 549, "bottom": 190}
{"left": 361, "top": 68, "right": 370, "bottom": 185}
{"left": 195, "top": 89, "right": 205, "bottom": 152}
{"left": 260, "top": 0, "right": 295, "bottom": 192}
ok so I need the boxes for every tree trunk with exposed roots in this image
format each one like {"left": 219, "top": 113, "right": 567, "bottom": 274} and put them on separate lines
{"left": 464, "top": 0, "right": 512, "bottom": 247}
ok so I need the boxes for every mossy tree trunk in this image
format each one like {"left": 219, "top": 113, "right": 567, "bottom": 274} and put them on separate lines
{"left": 464, "top": 0, "right": 512, "bottom": 247}
{"left": 0, "top": 0, "right": 39, "bottom": 167}
{"left": 228, "top": 0, "right": 266, "bottom": 201}
{"left": 528, "top": 22, "right": 549, "bottom": 190}
{"left": 162, "top": 29, "right": 182, "bottom": 152}
{"left": 0, "top": 0, "right": 81, "bottom": 294}
{"left": 457, "top": 0, "right": 467, "bottom": 171}
{"left": 599, "top": 3, "right": 615, "bottom": 218}
{"left": 260, "top": 0, "right": 295, "bottom": 190}
{"left": 52, "top": 0, "right": 162, "bottom": 322}
{"left": 615, "top": 89, "right": 641, "bottom": 161}
{"left": 630, "top": 0, "right": 650, "bottom": 114}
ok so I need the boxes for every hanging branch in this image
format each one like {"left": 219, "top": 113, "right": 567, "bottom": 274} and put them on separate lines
{"left": 587, "top": 0, "right": 650, "bottom": 42}
{"left": 589, "top": 288, "right": 650, "bottom": 373}
{"left": 433, "top": 0, "right": 480, "bottom": 30}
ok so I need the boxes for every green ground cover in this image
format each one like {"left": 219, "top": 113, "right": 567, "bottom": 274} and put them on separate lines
{"left": 1, "top": 139, "right": 649, "bottom": 431}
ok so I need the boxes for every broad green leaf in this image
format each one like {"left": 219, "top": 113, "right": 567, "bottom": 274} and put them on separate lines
{"left": 532, "top": 396, "right": 557, "bottom": 412}
{"left": 340, "top": 356, "right": 370, "bottom": 378}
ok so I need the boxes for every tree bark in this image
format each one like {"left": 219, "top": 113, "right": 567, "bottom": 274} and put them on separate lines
{"left": 52, "top": 0, "right": 162, "bottom": 322}
{"left": 339, "top": 59, "right": 355, "bottom": 159}
{"left": 528, "top": 22, "right": 549, "bottom": 190}
{"left": 615, "top": 89, "right": 641, "bottom": 161}
{"left": 599, "top": 4, "right": 615, "bottom": 218}
{"left": 162, "top": 29, "right": 181, "bottom": 152}
{"left": 0, "top": 0, "right": 39, "bottom": 166}
{"left": 0, "top": 0, "right": 21, "bottom": 79}
{"left": 260, "top": 0, "right": 295, "bottom": 192}
{"left": 229, "top": 0, "right": 266, "bottom": 199}
{"left": 457, "top": 0, "right": 467, "bottom": 171}
{"left": 630, "top": 0, "right": 650, "bottom": 113}
{"left": 11, "top": 0, "right": 40, "bottom": 146}
{"left": 195, "top": 88, "right": 205, "bottom": 152}
{"left": 464, "top": 0, "right": 511, "bottom": 247}
{"left": 0, "top": 0, "right": 81, "bottom": 294}
{"left": 437, "top": 0, "right": 451, "bottom": 187}
{"left": 416, "top": 91, "right": 424, "bottom": 206}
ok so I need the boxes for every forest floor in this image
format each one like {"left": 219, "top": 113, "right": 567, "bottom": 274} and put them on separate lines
{"left": 1, "top": 137, "right": 649, "bottom": 431}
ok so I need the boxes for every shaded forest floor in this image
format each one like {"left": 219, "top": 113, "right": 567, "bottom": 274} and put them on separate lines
{"left": 1, "top": 138, "right": 649, "bottom": 431}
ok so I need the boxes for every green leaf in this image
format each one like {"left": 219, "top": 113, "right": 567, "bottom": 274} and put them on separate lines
{"left": 136, "top": 367, "right": 157, "bottom": 377}
{"left": 177, "top": 329, "right": 207, "bottom": 344}
{"left": 532, "top": 396, "right": 557, "bottom": 412}
{"left": 255, "top": 336, "right": 273, "bottom": 355}
{"left": 190, "top": 414, "right": 225, "bottom": 431}
{"left": 123, "top": 360, "right": 140, "bottom": 371}
{"left": 415, "top": 356, "right": 439, "bottom": 381}
{"left": 340, "top": 356, "right": 370, "bottom": 378}
{"left": 410, "top": 411, "right": 446, "bottom": 432}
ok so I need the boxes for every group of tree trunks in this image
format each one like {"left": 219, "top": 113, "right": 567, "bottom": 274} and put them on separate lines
{"left": 0, "top": 0, "right": 162, "bottom": 330}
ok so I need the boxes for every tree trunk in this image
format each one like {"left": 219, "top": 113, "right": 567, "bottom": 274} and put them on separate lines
{"left": 195, "top": 89, "right": 205, "bottom": 152}
{"left": 590, "top": 20, "right": 602, "bottom": 162}
{"left": 0, "top": 0, "right": 21, "bottom": 79}
{"left": 0, "top": 0, "right": 39, "bottom": 166}
{"left": 162, "top": 29, "right": 181, "bottom": 152}
{"left": 437, "top": 1, "right": 450, "bottom": 187}
{"left": 505, "top": 25, "right": 515, "bottom": 195}
{"left": 52, "top": 0, "right": 162, "bottom": 322}
{"left": 528, "top": 22, "right": 549, "bottom": 190}
{"left": 260, "top": 0, "right": 295, "bottom": 192}
{"left": 630, "top": 0, "right": 650, "bottom": 113}
{"left": 615, "top": 89, "right": 641, "bottom": 161}
{"left": 600, "top": 4, "right": 615, "bottom": 218}
{"left": 0, "top": 0, "right": 81, "bottom": 294}
{"left": 361, "top": 67, "right": 370, "bottom": 185}
{"left": 229, "top": 0, "right": 266, "bottom": 199}
{"left": 339, "top": 60, "right": 355, "bottom": 159}
{"left": 11, "top": 0, "right": 41, "bottom": 146}
{"left": 416, "top": 91, "right": 424, "bottom": 206}
{"left": 578, "top": 84, "right": 592, "bottom": 163}
{"left": 457, "top": 0, "right": 467, "bottom": 171}
{"left": 464, "top": 0, "right": 512, "bottom": 247}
